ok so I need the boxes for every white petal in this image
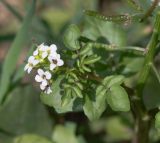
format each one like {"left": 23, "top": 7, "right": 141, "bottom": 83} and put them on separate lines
{"left": 35, "top": 75, "right": 43, "bottom": 82}
{"left": 48, "top": 56, "right": 53, "bottom": 62}
{"left": 40, "top": 84, "right": 46, "bottom": 90}
{"left": 32, "top": 59, "right": 39, "bottom": 66}
{"left": 50, "top": 44, "right": 57, "bottom": 52}
{"left": 45, "top": 71, "right": 52, "bottom": 80}
{"left": 28, "top": 56, "right": 35, "bottom": 63}
{"left": 39, "top": 44, "right": 49, "bottom": 51}
{"left": 33, "top": 50, "right": 38, "bottom": 56}
{"left": 38, "top": 43, "right": 45, "bottom": 50}
{"left": 56, "top": 54, "right": 60, "bottom": 59}
{"left": 50, "top": 64, "right": 56, "bottom": 70}
{"left": 42, "top": 51, "right": 48, "bottom": 59}
{"left": 57, "top": 59, "right": 64, "bottom": 66}
{"left": 27, "top": 67, "right": 32, "bottom": 74}
{"left": 49, "top": 51, "right": 57, "bottom": 58}
{"left": 24, "top": 64, "right": 29, "bottom": 71}
{"left": 42, "top": 79, "right": 48, "bottom": 87}
{"left": 37, "top": 69, "right": 44, "bottom": 76}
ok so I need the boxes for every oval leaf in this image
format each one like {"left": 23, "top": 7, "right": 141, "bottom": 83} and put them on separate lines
{"left": 63, "top": 24, "right": 81, "bottom": 51}
{"left": 106, "top": 85, "right": 130, "bottom": 112}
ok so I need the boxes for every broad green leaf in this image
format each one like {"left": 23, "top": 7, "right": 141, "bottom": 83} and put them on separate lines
{"left": 121, "top": 57, "right": 144, "bottom": 75}
{"left": 103, "top": 75, "right": 125, "bottom": 88}
{"left": 63, "top": 24, "right": 81, "bottom": 51}
{"left": 82, "top": 16, "right": 126, "bottom": 46}
{"left": 83, "top": 88, "right": 107, "bottom": 121}
{"left": 40, "top": 75, "right": 83, "bottom": 113}
{"left": 13, "top": 134, "right": 53, "bottom": 143}
{"left": 155, "top": 112, "right": 160, "bottom": 129}
{"left": 0, "top": 86, "right": 53, "bottom": 138}
{"left": 106, "top": 85, "right": 130, "bottom": 112}
{"left": 52, "top": 123, "right": 85, "bottom": 143}
{"left": 0, "top": 0, "right": 36, "bottom": 104}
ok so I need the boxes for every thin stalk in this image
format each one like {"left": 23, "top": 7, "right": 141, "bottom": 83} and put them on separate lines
{"left": 137, "top": 12, "right": 160, "bottom": 95}
{"left": 134, "top": 12, "right": 160, "bottom": 143}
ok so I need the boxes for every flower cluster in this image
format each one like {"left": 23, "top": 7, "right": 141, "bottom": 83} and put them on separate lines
{"left": 24, "top": 43, "right": 64, "bottom": 94}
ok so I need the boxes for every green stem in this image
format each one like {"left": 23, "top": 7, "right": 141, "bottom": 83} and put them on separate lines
{"left": 92, "top": 42, "right": 145, "bottom": 54}
{"left": 134, "top": 12, "right": 160, "bottom": 143}
{"left": 137, "top": 12, "right": 160, "bottom": 95}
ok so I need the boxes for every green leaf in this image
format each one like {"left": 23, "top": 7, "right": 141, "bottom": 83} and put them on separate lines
{"left": 0, "top": 85, "right": 53, "bottom": 138}
{"left": 83, "top": 87, "right": 107, "bottom": 121}
{"left": 13, "top": 134, "right": 53, "bottom": 143}
{"left": 106, "top": 85, "right": 130, "bottom": 112}
{"left": 82, "top": 16, "right": 127, "bottom": 46}
{"left": 52, "top": 123, "right": 85, "bottom": 143}
{"left": 0, "top": 0, "right": 36, "bottom": 104}
{"left": 103, "top": 75, "right": 125, "bottom": 88}
{"left": 155, "top": 112, "right": 160, "bottom": 129}
{"left": 63, "top": 24, "right": 81, "bottom": 51}
{"left": 40, "top": 75, "right": 83, "bottom": 113}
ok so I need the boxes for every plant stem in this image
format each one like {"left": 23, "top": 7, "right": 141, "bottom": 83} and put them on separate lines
{"left": 134, "top": 12, "right": 160, "bottom": 143}
{"left": 137, "top": 12, "right": 160, "bottom": 96}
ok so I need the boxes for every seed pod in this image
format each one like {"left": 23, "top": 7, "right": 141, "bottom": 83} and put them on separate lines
{"left": 76, "top": 82, "right": 83, "bottom": 90}
{"left": 82, "top": 65, "right": 91, "bottom": 72}
{"left": 68, "top": 78, "right": 75, "bottom": 83}
{"left": 84, "top": 55, "right": 101, "bottom": 64}
{"left": 72, "top": 86, "right": 83, "bottom": 98}
{"left": 63, "top": 83, "right": 71, "bottom": 88}
{"left": 79, "top": 43, "right": 92, "bottom": 55}
{"left": 85, "top": 10, "right": 132, "bottom": 24}
{"left": 69, "top": 72, "right": 78, "bottom": 80}
{"left": 77, "top": 59, "right": 80, "bottom": 68}
{"left": 61, "top": 88, "right": 72, "bottom": 106}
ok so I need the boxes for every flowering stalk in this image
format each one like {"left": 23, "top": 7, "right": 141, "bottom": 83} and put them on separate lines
{"left": 24, "top": 43, "right": 64, "bottom": 94}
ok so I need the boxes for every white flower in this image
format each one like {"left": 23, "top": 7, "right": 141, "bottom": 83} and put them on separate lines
{"left": 33, "top": 43, "right": 57, "bottom": 59}
{"left": 33, "top": 43, "right": 49, "bottom": 59}
{"left": 35, "top": 69, "right": 52, "bottom": 87}
{"left": 48, "top": 53, "right": 64, "bottom": 70}
{"left": 35, "top": 69, "right": 53, "bottom": 94}
{"left": 24, "top": 56, "right": 39, "bottom": 73}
